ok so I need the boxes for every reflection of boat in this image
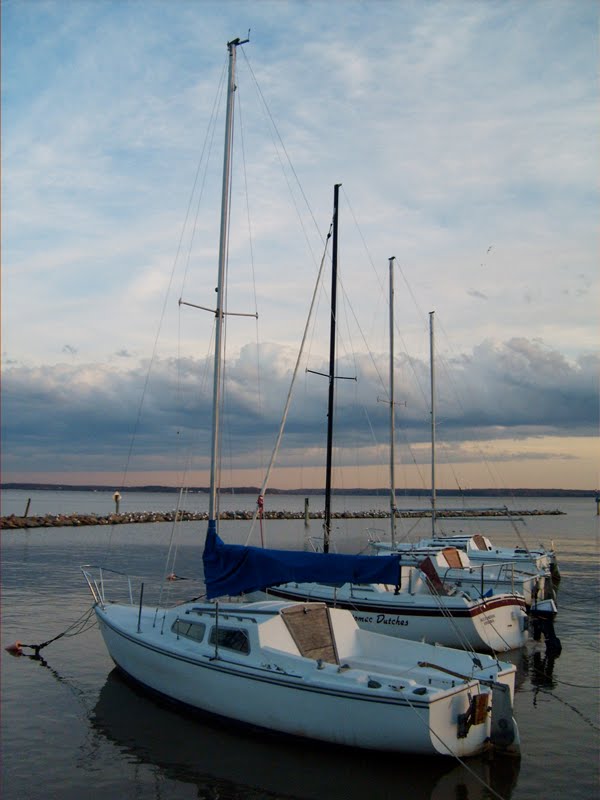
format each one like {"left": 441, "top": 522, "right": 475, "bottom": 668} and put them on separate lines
{"left": 256, "top": 262, "right": 529, "bottom": 653}
{"left": 90, "top": 669, "right": 520, "bottom": 800}
{"left": 496, "top": 637, "right": 562, "bottom": 696}
{"left": 82, "top": 39, "right": 521, "bottom": 758}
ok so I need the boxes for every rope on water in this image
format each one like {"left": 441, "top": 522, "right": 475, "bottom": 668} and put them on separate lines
{"left": 5, "top": 606, "right": 97, "bottom": 659}
{"left": 527, "top": 686, "right": 600, "bottom": 732}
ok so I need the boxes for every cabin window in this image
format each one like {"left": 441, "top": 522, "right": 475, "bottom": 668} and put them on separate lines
{"left": 171, "top": 619, "right": 206, "bottom": 642}
{"left": 209, "top": 626, "right": 250, "bottom": 654}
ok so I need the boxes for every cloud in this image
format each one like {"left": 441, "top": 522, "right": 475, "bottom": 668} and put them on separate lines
{"left": 467, "top": 289, "right": 488, "bottom": 301}
{"left": 1, "top": 337, "right": 597, "bottom": 479}
{"left": 2, "top": 1, "right": 598, "bottom": 489}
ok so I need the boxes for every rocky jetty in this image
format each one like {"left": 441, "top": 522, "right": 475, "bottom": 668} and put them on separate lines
{"left": 1, "top": 506, "right": 564, "bottom": 530}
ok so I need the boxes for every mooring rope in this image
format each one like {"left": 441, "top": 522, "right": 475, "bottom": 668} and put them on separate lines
{"left": 6, "top": 606, "right": 97, "bottom": 659}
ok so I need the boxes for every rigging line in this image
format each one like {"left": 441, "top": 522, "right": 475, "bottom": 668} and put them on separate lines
{"left": 385, "top": 270, "right": 465, "bottom": 501}
{"left": 179, "top": 58, "right": 228, "bottom": 298}
{"left": 338, "top": 187, "right": 409, "bottom": 398}
{"left": 173, "top": 63, "right": 227, "bottom": 494}
{"left": 430, "top": 313, "right": 520, "bottom": 499}
{"left": 155, "top": 485, "right": 191, "bottom": 622}
{"left": 236, "top": 72, "right": 265, "bottom": 479}
{"left": 240, "top": 49, "right": 326, "bottom": 252}
{"left": 104, "top": 60, "right": 230, "bottom": 562}
{"left": 387, "top": 287, "right": 479, "bottom": 502}
{"left": 395, "top": 690, "right": 510, "bottom": 800}
{"left": 215, "top": 103, "right": 237, "bottom": 524}
{"left": 418, "top": 573, "right": 481, "bottom": 655}
{"left": 337, "top": 188, "right": 420, "bottom": 404}
{"left": 334, "top": 269, "right": 387, "bottom": 396}
{"left": 361, "top": 407, "right": 409, "bottom": 542}
{"left": 243, "top": 225, "right": 333, "bottom": 546}
{"left": 499, "top": 507, "right": 537, "bottom": 556}
{"left": 393, "top": 419, "right": 430, "bottom": 498}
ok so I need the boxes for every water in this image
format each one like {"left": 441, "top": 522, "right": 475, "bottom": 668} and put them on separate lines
{"left": 2, "top": 492, "right": 598, "bottom": 799}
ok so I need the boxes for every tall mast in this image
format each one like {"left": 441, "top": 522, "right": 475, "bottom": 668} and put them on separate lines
{"left": 323, "top": 183, "right": 341, "bottom": 554}
{"left": 388, "top": 257, "right": 397, "bottom": 547}
{"left": 208, "top": 37, "right": 248, "bottom": 532}
{"left": 429, "top": 310, "right": 436, "bottom": 536}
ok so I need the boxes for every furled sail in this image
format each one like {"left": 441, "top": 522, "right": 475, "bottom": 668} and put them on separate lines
{"left": 203, "top": 526, "right": 401, "bottom": 599}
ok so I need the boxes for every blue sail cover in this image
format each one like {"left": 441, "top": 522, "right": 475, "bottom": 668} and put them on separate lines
{"left": 203, "top": 526, "right": 402, "bottom": 599}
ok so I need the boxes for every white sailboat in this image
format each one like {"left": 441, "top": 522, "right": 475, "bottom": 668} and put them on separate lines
{"left": 370, "top": 537, "right": 555, "bottom": 606}
{"left": 373, "top": 529, "right": 559, "bottom": 587}
{"left": 369, "top": 312, "right": 557, "bottom": 614}
{"left": 256, "top": 259, "right": 528, "bottom": 652}
{"left": 82, "top": 38, "right": 521, "bottom": 757}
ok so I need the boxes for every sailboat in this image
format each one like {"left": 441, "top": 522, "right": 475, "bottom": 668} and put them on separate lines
{"left": 369, "top": 313, "right": 558, "bottom": 615}
{"left": 82, "top": 38, "right": 521, "bottom": 757}
{"left": 255, "top": 257, "right": 529, "bottom": 652}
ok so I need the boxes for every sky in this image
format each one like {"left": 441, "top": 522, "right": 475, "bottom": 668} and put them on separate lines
{"left": 2, "top": 0, "right": 598, "bottom": 492}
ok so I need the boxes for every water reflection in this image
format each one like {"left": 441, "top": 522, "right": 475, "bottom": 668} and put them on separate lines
{"left": 90, "top": 669, "right": 520, "bottom": 800}
{"left": 509, "top": 644, "right": 559, "bottom": 696}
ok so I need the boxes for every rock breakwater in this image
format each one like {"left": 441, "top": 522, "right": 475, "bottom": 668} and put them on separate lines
{"left": 1, "top": 507, "right": 563, "bottom": 530}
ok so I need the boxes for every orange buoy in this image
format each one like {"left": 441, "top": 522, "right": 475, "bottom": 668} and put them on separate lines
{"left": 5, "top": 641, "right": 23, "bottom": 656}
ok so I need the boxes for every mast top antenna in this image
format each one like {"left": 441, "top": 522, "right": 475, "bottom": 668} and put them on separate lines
{"left": 228, "top": 31, "right": 250, "bottom": 48}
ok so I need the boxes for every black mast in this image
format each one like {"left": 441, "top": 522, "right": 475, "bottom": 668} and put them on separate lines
{"left": 323, "top": 183, "right": 341, "bottom": 553}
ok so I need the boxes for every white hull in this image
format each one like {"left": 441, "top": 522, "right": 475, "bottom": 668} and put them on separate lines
{"left": 94, "top": 600, "right": 519, "bottom": 757}
{"left": 372, "top": 545, "right": 551, "bottom": 606}
{"left": 252, "top": 584, "right": 528, "bottom": 652}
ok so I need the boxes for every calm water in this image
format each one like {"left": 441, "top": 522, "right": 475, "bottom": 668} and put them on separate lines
{"left": 1, "top": 492, "right": 599, "bottom": 800}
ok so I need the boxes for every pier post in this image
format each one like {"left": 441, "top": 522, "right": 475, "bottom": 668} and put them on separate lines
{"left": 24, "top": 498, "right": 31, "bottom": 517}
{"left": 596, "top": 495, "right": 599, "bottom": 516}
{"left": 304, "top": 497, "right": 310, "bottom": 527}
{"left": 113, "top": 491, "right": 121, "bottom": 514}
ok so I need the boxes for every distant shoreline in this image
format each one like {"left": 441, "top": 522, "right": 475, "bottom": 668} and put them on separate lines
{"left": 0, "top": 483, "right": 595, "bottom": 497}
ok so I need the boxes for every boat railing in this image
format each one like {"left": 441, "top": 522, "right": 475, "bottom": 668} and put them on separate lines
{"left": 439, "top": 559, "right": 540, "bottom": 598}
{"left": 475, "top": 560, "right": 542, "bottom": 583}
{"left": 81, "top": 564, "right": 136, "bottom": 607}
{"left": 307, "top": 536, "right": 339, "bottom": 553}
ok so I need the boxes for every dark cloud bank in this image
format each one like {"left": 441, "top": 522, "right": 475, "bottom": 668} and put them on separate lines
{"left": 1, "top": 337, "right": 597, "bottom": 476}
